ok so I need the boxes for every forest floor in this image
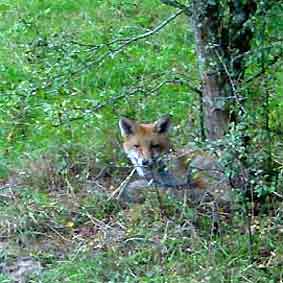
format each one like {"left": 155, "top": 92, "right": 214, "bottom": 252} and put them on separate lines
{"left": 1, "top": 165, "right": 283, "bottom": 283}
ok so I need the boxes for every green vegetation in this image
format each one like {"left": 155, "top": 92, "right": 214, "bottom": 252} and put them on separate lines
{"left": 1, "top": 187, "right": 283, "bottom": 282}
{"left": 0, "top": 0, "right": 195, "bottom": 173}
{"left": 1, "top": 0, "right": 283, "bottom": 282}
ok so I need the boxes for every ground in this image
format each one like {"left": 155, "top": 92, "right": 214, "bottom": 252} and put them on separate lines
{"left": 1, "top": 169, "right": 283, "bottom": 282}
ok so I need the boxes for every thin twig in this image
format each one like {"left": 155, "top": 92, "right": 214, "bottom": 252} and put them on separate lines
{"left": 108, "top": 168, "right": 136, "bottom": 200}
{"left": 52, "top": 78, "right": 180, "bottom": 127}
{"left": 215, "top": 50, "right": 246, "bottom": 114}
{"left": 231, "top": 41, "right": 283, "bottom": 69}
{"left": 38, "top": 10, "right": 184, "bottom": 93}
{"left": 160, "top": 0, "right": 191, "bottom": 16}
{"left": 45, "top": 223, "right": 72, "bottom": 242}
{"left": 109, "top": 9, "right": 184, "bottom": 57}
{"left": 0, "top": 183, "right": 22, "bottom": 191}
{"left": 272, "top": 191, "right": 283, "bottom": 200}
{"left": 85, "top": 212, "right": 116, "bottom": 231}
{"left": 93, "top": 166, "right": 109, "bottom": 181}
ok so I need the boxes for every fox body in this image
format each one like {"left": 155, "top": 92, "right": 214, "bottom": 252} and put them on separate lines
{"left": 119, "top": 116, "right": 231, "bottom": 202}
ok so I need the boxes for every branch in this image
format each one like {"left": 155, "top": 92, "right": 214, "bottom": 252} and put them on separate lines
{"left": 52, "top": 79, "right": 174, "bottom": 127}
{"left": 38, "top": 10, "right": 185, "bottom": 93}
{"left": 172, "top": 74, "right": 202, "bottom": 95}
{"left": 160, "top": 0, "right": 191, "bottom": 16}
{"left": 215, "top": 50, "right": 247, "bottom": 114}
{"left": 108, "top": 168, "right": 137, "bottom": 200}
{"left": 85, "top": 9, "right": 184, "bottom": 65}
{"left": 0, "top": 183, "right": 22, "bottom": 191}
{"left": 109, "top": 9, "right": 185, "bottom": 57}
{"left": 52, "top": 74, "right": 201, "bottom": 127}
{"left": 52, "top": 72, "right": 202, "bottom": 127}
{"left": 231, "top": 41, "right": 283, "bottom": 69}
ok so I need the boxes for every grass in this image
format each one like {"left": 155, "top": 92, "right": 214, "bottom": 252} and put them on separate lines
{"left": 0, "top": 0, "right": 196, "bottom": 172}
{"left": 1, "top": 0, "right": 283, "bottom": 282}
{"left": 1, "top": 181, "right": 283, "bottom": 282}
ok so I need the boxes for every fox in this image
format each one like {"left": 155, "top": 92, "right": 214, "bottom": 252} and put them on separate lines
{"left": 119, "top": 115, "right": 231, "bottom": 203}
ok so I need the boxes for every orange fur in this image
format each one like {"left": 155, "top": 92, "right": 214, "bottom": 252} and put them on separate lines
{"left": 119, "top": 116, "right": 231, "bottom": 201}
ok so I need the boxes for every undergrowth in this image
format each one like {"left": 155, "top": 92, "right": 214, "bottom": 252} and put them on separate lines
{"left": 1, "top": 176, "right": 283, "bottom": 282}
{"left": 1, "top": 1, "right": 283, "bottom": 282}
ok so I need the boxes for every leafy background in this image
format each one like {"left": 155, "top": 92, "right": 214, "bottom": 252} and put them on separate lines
{"left": 0, "top": 0, "right": 283, "bottom": 282}
{"left": 0, "top": 0, "right": 199, "bottom": 175}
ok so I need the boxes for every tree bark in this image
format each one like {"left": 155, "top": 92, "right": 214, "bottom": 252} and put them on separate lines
{"left": 191, "top": 1, "right": 228, "bottom": 140}
{"left": 191, "top": 0, "right": 257, "bottom": 140}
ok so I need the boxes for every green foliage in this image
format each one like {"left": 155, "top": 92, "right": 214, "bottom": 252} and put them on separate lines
{"left": 79, "top": 194, "right": 121, "bottom": 221}
{"left": 1, "top": 0, "right": 282, "bottom": 179}
{"left": 0, "top": 274, "right": 12, "bottom": 283}
{"left": 0, "top": 0, "right": 197, "bottom": 177}
{"left": 205, "top": 118, "right": 283, "bottom": 200}
{"left": 2, "top": 193, "right": 282, "bottom": 282}
{"left": 1, "top": 1, "right": 283, "bottom": 282}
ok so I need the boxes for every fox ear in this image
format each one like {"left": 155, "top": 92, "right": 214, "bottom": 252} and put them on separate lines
{"left": 154, "top": 115, "right": 171, "bottom": 134}
{"left": 119, "top": 117, "right": 137, "bottom": 137}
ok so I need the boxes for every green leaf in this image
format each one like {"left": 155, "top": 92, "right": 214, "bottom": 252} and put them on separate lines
{"left": 0, "top": 4, "right": 10, "bottom": 12}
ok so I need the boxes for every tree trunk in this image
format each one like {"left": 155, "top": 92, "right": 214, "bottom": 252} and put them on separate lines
{"left": 191, "top": 1, "right": 227, "bottom": 140}
{"left": 191, "top": 0, "right": 256, "bottom": 140}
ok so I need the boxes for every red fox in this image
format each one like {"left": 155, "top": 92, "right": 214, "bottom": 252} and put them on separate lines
{"left": 119, "top": 116, "right": 231, "bottom": 202}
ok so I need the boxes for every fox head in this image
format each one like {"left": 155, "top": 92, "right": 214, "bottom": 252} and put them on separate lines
{"left": 119, "top": 116, "right": 171, "bottom": 178}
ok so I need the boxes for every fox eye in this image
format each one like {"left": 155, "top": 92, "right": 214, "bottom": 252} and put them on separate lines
{"left": 151, "top": 144, "right": 160, "bottom": 149}
{"left": 133, "top": 144, "right": 140, "bottom": 148}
